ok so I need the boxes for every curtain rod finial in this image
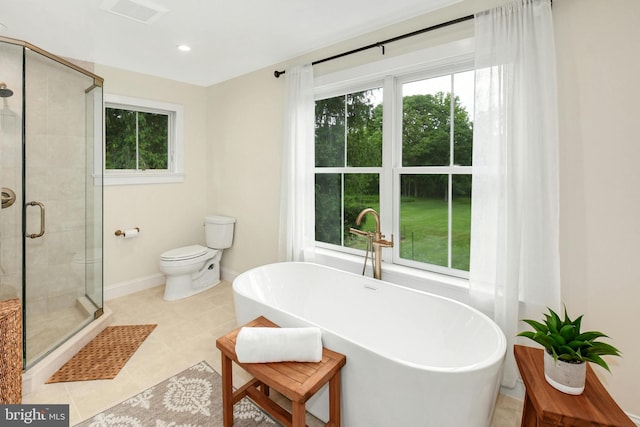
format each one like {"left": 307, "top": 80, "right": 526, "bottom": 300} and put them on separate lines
{"left": 274, "top": 70, "right": 285, "bottom": 78}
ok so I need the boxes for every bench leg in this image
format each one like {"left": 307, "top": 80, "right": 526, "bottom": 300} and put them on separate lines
{"left": 221, "top": 354, "right": 234, "bottom": 427}
{"left": 261, "top": 383, "right": 270, "bottom": 397}
{"left": 291, "top": 400, "right": 306, "bottom": 427}
{"left": 328, "top": 371, "right": 341, "bottom": 427}
{"left": 520, "top": 393, "right": 537, "bottom": 427}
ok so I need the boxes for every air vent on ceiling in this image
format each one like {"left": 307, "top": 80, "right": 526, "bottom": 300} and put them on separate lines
{"left": 100, "top": 0, "right": 168, "bottom": 24}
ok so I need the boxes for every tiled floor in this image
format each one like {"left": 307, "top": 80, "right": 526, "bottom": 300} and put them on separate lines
{"left": 22, "top": 281, "right": 523, "bottom": 426}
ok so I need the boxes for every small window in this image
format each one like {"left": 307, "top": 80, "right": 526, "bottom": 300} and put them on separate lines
{"left": 104, "top": 95, "right": 183, "bottom": 185}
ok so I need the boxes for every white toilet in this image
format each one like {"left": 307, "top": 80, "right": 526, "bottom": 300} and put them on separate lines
{"left": 160, "top": 215, "right": 235, "bottom": 301}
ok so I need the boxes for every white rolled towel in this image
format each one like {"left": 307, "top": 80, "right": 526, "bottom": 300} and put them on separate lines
{"left": 235, "top": 326, "right": 323, "bottom": 363}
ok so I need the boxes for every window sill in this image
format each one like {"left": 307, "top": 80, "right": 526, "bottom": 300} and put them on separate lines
{"left": 310, "top": 247, "right": 471, "bottom": 304}
{"left": 103, "top": 172, "right": 185, "bottom": 186}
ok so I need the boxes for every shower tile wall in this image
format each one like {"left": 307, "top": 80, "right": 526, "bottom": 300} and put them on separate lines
{"left": 0, "top": 42, "right": 24, "bottom": 302}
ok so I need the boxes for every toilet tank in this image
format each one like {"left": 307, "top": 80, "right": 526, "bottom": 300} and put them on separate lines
{"left": 205, "top": 215, "right": 235, "bottom": 249}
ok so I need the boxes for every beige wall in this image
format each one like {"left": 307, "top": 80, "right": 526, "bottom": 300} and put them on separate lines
{"left": 96, "top": 64, "right": 208, "bottom": 288}
{"left": 554, "top": 0, "right": 640, "bottom": 414}
{"left": 205, "top": 72, "right": 284, "bottom": 277}
{"left": 205, "top": 0, "right": 640, "bottom": 416}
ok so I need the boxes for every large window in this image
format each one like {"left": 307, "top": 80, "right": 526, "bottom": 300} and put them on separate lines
{"left": 314, "top": 65, "right": 474, "bottom": 277}
{"left": 104, "top": 95, "right": 184, "bottom": 185}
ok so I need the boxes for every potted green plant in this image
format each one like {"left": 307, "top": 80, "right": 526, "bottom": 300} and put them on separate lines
{"left": 518, "top": 307, "right": 621, "bottom": 395}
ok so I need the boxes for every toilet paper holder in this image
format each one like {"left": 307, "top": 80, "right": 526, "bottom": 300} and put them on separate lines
{"left": 115, "top": 227, "right": 140, "bottom": 237}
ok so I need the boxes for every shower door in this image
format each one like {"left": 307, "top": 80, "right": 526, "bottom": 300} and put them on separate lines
{"left": 22, "top": 48, "right": 104, "bottom": 367}
{"left": 0, "top": 37, "right": 104, "bottom": 368}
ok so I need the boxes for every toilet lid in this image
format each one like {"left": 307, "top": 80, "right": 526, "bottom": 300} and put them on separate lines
{"left": 160, "top": 245, "right": 208, "bottom": 261}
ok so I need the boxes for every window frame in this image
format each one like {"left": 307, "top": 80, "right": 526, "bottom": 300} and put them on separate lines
{"left": 313, "top": 38, "right": 474, "bottom": 279}
{"left": 103, "top": 94, "right": 184, "bottom": 185}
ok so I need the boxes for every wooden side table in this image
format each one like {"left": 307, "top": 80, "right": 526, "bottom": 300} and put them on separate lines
{"left": 216, "top": 316, "right": 346, "bottom": 427}
{"left": 514, "top": 345, "right": 634, "bottom": 427}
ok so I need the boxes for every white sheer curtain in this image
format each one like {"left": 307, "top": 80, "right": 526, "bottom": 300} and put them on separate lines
{"left": 470, "top": 0, "right": 561, "bottom": 388}
{"left": 278, "top": 64, "right": 316, "bottom": 262}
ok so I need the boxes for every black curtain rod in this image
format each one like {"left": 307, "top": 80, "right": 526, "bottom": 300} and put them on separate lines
{"left": 273, "top": 14, "right": 474, "bottom": 78}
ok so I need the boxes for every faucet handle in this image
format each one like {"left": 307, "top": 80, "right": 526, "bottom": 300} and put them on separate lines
{"left": 349, "top": 227, "right": 370, "bottom": 237}
{"left": 374, "top": 234, "right": 394, "bottom": 248}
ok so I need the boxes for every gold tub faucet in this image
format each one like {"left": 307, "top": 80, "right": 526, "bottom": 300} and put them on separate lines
{"left": 349, "top": 208, "right": 394, "bottom": 279}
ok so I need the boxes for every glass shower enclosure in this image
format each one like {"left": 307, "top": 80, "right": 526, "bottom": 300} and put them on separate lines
{"left": 0, "top": 36, "right": 104, "bottom": 369}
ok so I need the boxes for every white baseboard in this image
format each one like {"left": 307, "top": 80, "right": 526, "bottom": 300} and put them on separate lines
{"left": 104, "top": 273, "right": 165, "bottom": 301}
{"left": 221, "top": 266, "right": 239, "bottom": 284}
{"left": 500, "top": 378, "right": 525, "bottom": 401}
{"left": 104, "top": 267, "right": 241, "bottom": 302}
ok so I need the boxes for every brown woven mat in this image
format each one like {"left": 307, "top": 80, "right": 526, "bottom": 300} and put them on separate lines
{"left": 46, "top": 324, "right": 157, "bottom": 383}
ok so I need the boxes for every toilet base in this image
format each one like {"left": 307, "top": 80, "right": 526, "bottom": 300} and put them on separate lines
{"left": 163, "top": 258, "right": 221, "bottom": 301}
{"left": 164, "top": 278, "right": 221, "bottom": 301}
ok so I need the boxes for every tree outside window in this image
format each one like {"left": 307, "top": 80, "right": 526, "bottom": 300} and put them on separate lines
{"left": 105, "top": 107, "right": 169, "bottom": 171}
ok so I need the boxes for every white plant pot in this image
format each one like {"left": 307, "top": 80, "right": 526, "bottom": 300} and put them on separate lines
{"left": 543, "top": 350, "right": 586, "bottom": 395}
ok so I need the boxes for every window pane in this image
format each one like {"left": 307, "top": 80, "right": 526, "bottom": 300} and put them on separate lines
{"left": 138, "top": 112, "right": 169, "bottom": 170}
{"left": 451, "top": 175, "right": 472, "bottom": 270}
{"left": 105, "top": 108, "right": 136, "bottom": 169}
{"left": 399, "top": 174, "right": 448, "bottom": 267}
{"left": 315, "top": 173, "right": 379, "bottom": 248}
{"left": 402, "top": 76, "right": 451, "bottom": 166}
{"left": 315, "top": 174, "right": 342, "bottom": 245}
{"left": 453, "top": 71, "right": 474, "bottom": 166}
{"left": 316, "top": 89, "right": 382, "bottom": 168}
{"left": 315, "top": 97, "right": 345, "bottom": 167}
{"left": 345, "top": 174, "right": 379, "bottom": 250}
{"left": 346, "top": 89, "right": 382, "bottom": 167}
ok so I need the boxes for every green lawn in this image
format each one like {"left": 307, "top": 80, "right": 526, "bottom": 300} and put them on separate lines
{"left": 346, "top": 196, "right": 471, "bottom": 271}
{"left": 399, "top": 196, "right": 470, "bottom": 271}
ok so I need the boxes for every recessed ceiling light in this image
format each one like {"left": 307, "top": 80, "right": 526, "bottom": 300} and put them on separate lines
{"left": 177, "top": 45, "right": 191, "bottom": 52}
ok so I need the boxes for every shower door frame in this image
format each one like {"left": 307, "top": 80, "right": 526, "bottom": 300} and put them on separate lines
{"left": 0, "top": 37, "right": 105, "bottom": 87}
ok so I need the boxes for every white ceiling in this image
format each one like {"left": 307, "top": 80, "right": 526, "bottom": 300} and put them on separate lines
{"left": 0, "top": 0, "right": 460, "bottom": 86}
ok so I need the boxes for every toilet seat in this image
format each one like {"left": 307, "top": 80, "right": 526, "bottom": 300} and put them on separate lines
{"left": 161, "top": 245, "right": 209, "bottom": 262}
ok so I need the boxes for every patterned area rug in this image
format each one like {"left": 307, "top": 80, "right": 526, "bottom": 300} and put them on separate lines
{"left": 74, "top": 361, "right": 280, "bottom": 427}
{"left": 47, "top": 325, "right": 157, "bottom": 383}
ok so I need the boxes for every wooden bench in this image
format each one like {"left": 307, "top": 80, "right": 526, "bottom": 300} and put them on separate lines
{"left": 216, "top": 316, "right": 346, "bottom": 427}
{"left": 514, "top": 345, "right": 634, "bottom": 427}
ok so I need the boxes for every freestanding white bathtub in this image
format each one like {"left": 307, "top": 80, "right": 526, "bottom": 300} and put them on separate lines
{"left": 232, "top": 262, "right": 506, "bottom": 427}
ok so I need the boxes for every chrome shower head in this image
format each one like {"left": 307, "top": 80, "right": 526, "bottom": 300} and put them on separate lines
{"left": 0, "top": 82, "right": 14, "bottom": 98}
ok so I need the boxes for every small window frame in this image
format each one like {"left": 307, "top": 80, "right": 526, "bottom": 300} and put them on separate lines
{"left": 103, "top": 94, "right": 184, "bottom": 185}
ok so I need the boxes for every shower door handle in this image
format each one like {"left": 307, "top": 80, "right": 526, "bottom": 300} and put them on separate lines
{"left": 25, "top": 201, "right": 46, "bottom": 239}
